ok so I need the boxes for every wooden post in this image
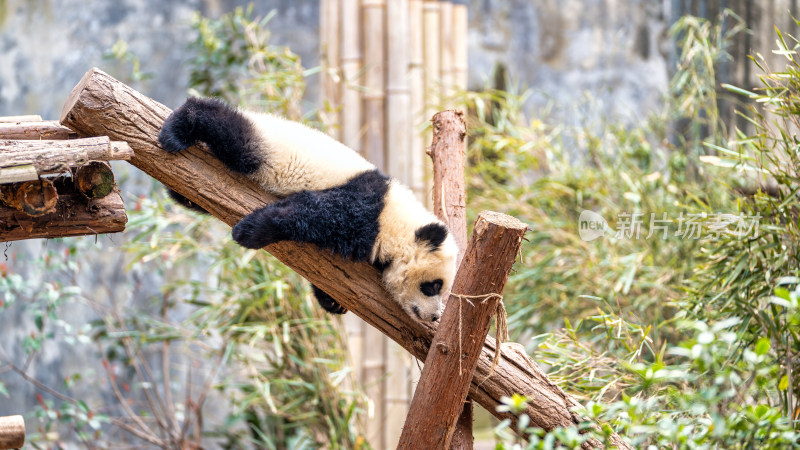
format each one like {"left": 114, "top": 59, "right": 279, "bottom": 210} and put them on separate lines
{"left": 59, "top": 69, "right": 632, "bottom": 449}
{"left": 398, "top": 211, "right": 526, "bottom": 449}
{"left": 402, "top": 109, "right": 474, "bottom": 449}
{"left": 0, "top": 415, "right": 25, "bottom": 450}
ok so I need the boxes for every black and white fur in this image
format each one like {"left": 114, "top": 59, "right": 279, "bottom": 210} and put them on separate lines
{"left": 158, "top": 97, "right": 458, "bottom": 323}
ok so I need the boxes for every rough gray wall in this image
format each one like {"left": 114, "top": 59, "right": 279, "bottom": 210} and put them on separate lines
{"left": 467, "top": 0, "right": 671, "bottom": 123}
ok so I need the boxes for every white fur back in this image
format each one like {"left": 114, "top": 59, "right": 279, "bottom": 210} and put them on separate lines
{"left": 243, "top": 111, "right": 375, "bottom": 196}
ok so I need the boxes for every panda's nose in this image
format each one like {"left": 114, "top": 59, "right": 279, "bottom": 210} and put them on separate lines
{"left": 430, "top": 314, "right": 439, "bottom": 322}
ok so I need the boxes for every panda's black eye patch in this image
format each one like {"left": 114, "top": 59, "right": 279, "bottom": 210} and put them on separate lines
{"left": 420, "top": 279, "right": 443, "bottom": 297}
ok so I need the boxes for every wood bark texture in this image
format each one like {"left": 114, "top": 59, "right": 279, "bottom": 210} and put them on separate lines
{"left": 0, "top": 121, "right": 78, "bottom": 140}
{"left": 59, "top": 68, "right": 631, "bottom": 449}
{"left": 0, "top": 179, "right": 59, "bottom": 216}
{"left": 399, "top": 211, "right": 526, "bottom": 449}
{"left": 428, "top": 110, "right": 468, "bottom": 265}
{"left": 428, "top": 107, "right": 472, "bottom": 449}
{"left": 0, "top": 137, "right": 133, "bottom": 176}
{"left": 0, "top": 415, "right": 25, "bottom": 450}
{"left": 0, "top": 177, "right": 126, "bottom": 242}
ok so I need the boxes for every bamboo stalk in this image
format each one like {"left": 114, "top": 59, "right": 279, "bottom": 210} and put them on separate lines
{"left": 422, "top": 0, "right": 441, "bottom": 209}
{"left": 384, "top": 1, "right": 413, "bottom": 446}
{"left": 386, "top": 0, "right": 411, "bottom": 184}
{"left": 341, "top": 0, "right": 363, "bottom": 154}
{"left": 452, "top": 4, "right": 469, "bottom": 92}
{"left": 320, "top": 0, "right": 342, "bottom": 140}
{"left": 439, "top": 1, "right": 455, "bottom": 104}
{"left": 361, "top": 0, "right": 386, "bottom": 171}
{"left": 362, "top": 0, "right": 388, "bottom": 444}
{"left": 408, "top": 0, "right": 427, "bottom": 202}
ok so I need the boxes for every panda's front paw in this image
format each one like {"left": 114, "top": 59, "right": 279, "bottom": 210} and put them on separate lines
{"left": 158, "top": 110, "right": 195, "bottom": 153}
{"left": 232, "top": 212, "right": 281, "bottom": 249}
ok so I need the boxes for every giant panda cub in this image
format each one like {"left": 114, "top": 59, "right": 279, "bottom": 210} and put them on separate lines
{"left": 158, "top": 97, "right": 458, "bottom": 323}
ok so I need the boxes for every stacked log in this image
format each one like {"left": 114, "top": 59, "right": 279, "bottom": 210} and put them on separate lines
{"left": 0, "top": 117, "right": 130, "bottom": 242}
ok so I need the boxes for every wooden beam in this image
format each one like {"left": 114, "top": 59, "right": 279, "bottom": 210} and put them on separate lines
{"left": 0, "top": 115, "right": 42, "bottom": 123}
{"left": 0, "top": 137, "right": 133, "bottom": 180}
{"left": 59, "top": 68, "right": 632, "bottom": 448}
{"left": 0, "top": 177, "right": 127, "bottom": 242}
{"left": 0, "top": 121, "right": 78, "bottom": 140}
{"left": 398, "top": 211, "right": 526, "bottom": 449}
{"left": 0, "top": 415, "right": 25, "bottom": 450}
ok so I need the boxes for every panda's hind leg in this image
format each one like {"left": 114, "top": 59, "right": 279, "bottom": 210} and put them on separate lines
{"left": 312, "top": 285, "right": 348, "bottom": 314}
{"left": 158, "top": 97, "right": 263, "bottom": 175}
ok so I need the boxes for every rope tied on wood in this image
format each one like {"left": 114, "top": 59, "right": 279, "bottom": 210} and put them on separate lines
{"left": 451, "top": 292, "right": 508, "bottom": 382}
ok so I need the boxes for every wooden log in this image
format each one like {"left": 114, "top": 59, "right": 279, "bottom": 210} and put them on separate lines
{"left": 0, "top": 115, "right": 41, "bottom": 123}
{"left": 75, "top": 161, "right": 115, "bottom": 199}
{"left": 0, "top": 179, "right": 59, "bottom": 216}
{"left": 0, "top": 121, "right": 78, "bottom": 140}
{"left": 428, "top": 111, "right": 468, "bottom": 264}
{"left": 59, "top": 69, "right": 632, "bottom": 449}
{"left": 0, "top": 137, "right": 133, "bottom": 180}
{"left": 0, "top": 177, "right": 126, "bottom": 242}
{"left": 425, "top": 109, "right": 472, "bottom": 448}
{"left": 0, "top": 415, "right": 24, "bottom": 450}
{"left": 399, "top": 211, "right": 526, "bottom": 449}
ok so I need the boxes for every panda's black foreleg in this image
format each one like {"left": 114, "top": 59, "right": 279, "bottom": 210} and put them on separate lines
{"left": 158, "top": 97, "right": 263, "bottom": 175}
{"left": 231, "top": 170, "right": 388, "bottom": 261}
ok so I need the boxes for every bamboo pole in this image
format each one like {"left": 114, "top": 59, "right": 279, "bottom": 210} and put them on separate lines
{"left": 408, "top": 0, "right": 427, "bottom": 202}
{"left": 386, "top": 0, "right": 412, "bottom": 184}
{"left": 452, "top": 4, "right": 468, "bottom": 92}
{"left": 361, "top": 2, "right": 388, "bottom": 443}
{"left": 384, "top": 0, "right": 413, "bottom": 446}
{"left": 361, "top": 0, "right": 386, "bottom": 170}
{"left": 0, "top": 416, "right": 24, "bottom": 450}
{"left": 422, "top": 0, "right": 441, "bottom": 209}
{"left": 439, "top": 1, "right": 455, "bottom": 104}
{"left": 341, "top": 0, "right": 363, "bottom": 154}
{"left": 320, "top": 0, "right": 342, "bottom": 140}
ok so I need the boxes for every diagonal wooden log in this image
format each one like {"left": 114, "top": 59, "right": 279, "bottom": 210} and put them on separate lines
{"left": 59, "top": 68, "right": 631, "bottom": 449}
{"left": 399, "top": 211, "right": 526, "bottom": 449}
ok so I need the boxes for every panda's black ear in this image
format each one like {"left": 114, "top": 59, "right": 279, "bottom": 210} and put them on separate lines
{"left": 415, "top": 223, "right": 448, "bottom": 250}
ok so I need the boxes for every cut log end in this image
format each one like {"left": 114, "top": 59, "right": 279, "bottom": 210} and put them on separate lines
{"left": 0, "top": 415, "right": 25, "bottom": 450}
{"left": 76, "top": 161, "right": 115, "bottom": 198}
{"left": 0, "top": 179, "right": 59, "bottom": 217}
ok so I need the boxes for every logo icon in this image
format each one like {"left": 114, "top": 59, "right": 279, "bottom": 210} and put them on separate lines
{"left": 578, "top": 210, "right": 608, "bottom": 241}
